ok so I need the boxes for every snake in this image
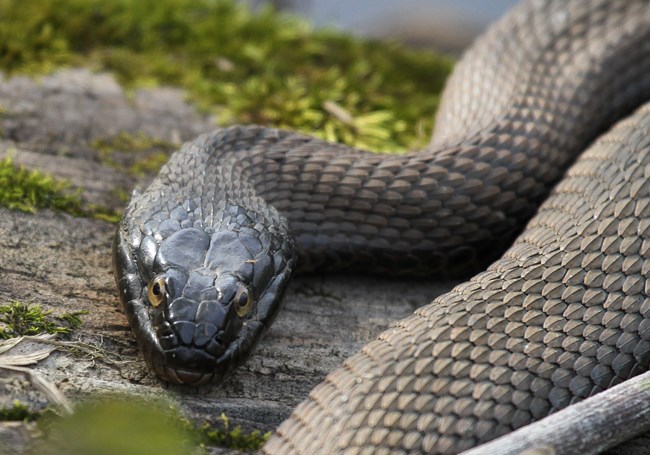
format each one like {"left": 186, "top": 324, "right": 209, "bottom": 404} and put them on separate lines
{"left": 112, "top": 0, "right": 650, "bottom": 453}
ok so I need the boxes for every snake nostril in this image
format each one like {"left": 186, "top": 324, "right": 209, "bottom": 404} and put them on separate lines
{"left": 159, "top": 333, "right": 178, "bottom": 350}
{"left": 156, "top": 321, "right": 174, "bottom": 338}
{"left": 205, "top": 334, "right": 226, "bottom": 357}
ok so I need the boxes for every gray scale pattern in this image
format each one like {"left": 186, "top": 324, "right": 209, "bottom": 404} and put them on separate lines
{"left": 112, "top": 0, "right": 650, "bottom": 452}
{"left": 266, "top": 104, "right": 650, "bottom": 452}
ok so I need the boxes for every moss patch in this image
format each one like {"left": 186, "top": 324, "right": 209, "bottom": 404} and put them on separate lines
{"left": 0, "top": 400, "right": 39, "bottom": 422}
{"left": 0, "top": 157, "right": 120, "bottom": 222}
{"left": 91, "top": 131, "right": 176, "bottom": 155}
{"left": 200, "top": 412, "right": 269, "bottom": 451}
{"left": 0, "top": 156, "right": 85, "bottom": 214}
{"left": 0, "top": 301, "right": 86, "bottom": 339}
{"left": 0, "top": 381, "right": 268, "bottom": 451}
{"left": 91, "top": 131, "right": 177, "bottom": 177}
{"left": 0, "top": 0, "right": 452, "bottom": 152}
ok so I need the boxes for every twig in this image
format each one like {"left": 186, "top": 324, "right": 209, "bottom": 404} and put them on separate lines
{"left": 461, "top": 370, "right": 650, "bottom": 455}
{"left": 0, "top": 335, "right": 73, "bottom": 414}
{"left": 21, "top": 335, "right": 127, "bottom": 366}
{"left": 323, "top": 100, "right": 355, "bottom": 126}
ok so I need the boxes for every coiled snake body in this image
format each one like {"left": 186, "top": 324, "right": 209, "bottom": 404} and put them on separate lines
{"left": 112, "top": 0, "right": 650, "bottom": 453}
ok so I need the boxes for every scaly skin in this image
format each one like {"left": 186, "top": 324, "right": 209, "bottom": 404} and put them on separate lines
{"left": 112, "top": 0, "right": 650, "bottom": 452}
{"left": 266, "top": 102, "right": 650, "bottom": 452}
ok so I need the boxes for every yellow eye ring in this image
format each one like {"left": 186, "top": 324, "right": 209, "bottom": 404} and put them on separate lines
{"left": 234, "top": 285, "right": 253, "bottom": 317}
{"left": 147, "top": 275, "right": 168, "bottom": 308}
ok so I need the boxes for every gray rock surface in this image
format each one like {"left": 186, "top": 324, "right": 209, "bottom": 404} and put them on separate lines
{"left": 0, "top": 68, "right": 647, "bottom": 454}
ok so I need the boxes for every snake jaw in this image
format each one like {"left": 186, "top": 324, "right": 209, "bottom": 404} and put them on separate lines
{"left": 124, "top": 297, "right": 168, "bottom": 378}
{"left": 151, "top": 317, "right": 265, "bottom": 385}
{"left": 151, "top": 299, "right": 266, "bottom": 385}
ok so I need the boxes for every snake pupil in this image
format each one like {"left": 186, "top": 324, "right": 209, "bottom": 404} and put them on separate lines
{"left": 237, "top": 290, "right": 248, "bottom": 307}
{"left": 152, "top": 282, "right": 162, "bottom": 295}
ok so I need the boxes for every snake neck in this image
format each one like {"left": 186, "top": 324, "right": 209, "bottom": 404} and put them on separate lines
{"left": 175, "top": 1, "right": 650, "bottom": 278}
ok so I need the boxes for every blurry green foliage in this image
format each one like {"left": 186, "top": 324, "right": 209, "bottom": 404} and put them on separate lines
{"left": 28, "top": 398, "right": 269, "bottom": 453}
{"left": 33, "top": 399, "right": 197, "bottom": 455}
{"left": 0, "top": 0, "right": 452, "bottom": 151}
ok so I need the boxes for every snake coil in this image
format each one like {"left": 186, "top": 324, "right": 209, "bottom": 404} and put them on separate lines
{"left": 113, "top": 0, "right": 650, "bottom": 452}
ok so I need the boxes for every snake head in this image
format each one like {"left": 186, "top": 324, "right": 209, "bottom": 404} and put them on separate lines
{"left": 113, "top": 206, "right": 294, "bottom": 385}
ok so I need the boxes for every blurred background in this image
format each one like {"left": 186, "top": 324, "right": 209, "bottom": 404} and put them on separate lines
{"left": 249, "top": 0, "right": 519, "bottom": 54}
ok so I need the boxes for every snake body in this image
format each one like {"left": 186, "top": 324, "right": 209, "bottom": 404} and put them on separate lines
{"left": 112, "top": 0, "right": 650, "bottom": 452}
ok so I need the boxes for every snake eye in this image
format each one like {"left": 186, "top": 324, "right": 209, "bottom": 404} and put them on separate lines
{"left": 147, "top": 275, "right": 168, "bottom": 308}
{"left": 234, "top": 285, "right": 253, "bottom": 317}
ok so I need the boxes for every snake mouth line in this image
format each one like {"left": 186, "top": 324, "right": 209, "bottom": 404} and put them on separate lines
{"left": 161, "top": 366, "right": 217, "bottom": 386}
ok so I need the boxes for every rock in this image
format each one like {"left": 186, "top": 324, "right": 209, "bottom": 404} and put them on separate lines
{"left": 0, "top": 68, "right": 647, "bottom": 454}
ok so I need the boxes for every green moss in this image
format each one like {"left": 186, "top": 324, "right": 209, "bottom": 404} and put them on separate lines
{"left": 125, "top": 151, "right": 171, "bottom": 176}
{"left": 0, "top": 301, "right": 86, "bottom": 339}
{"left": 0, "top": 400, "right": 39, "bottom": 422}
{"left": 90, "top": 208, "right": 121, "bottom": 224}
{"left": 200, "top": 412, "right": 269, "bottom": 451}
{"left": 0, "top": 0, "right": 452, "bottom": 152}
{"left": 0, "top": 104, "right": 6, "bottom": 137}
{"left": 0, "top": 156, "right": 84, "bottom": 214}
{"left": 91, "top": 131, "right": 176, "bottom": 156}
{"left": 91, "top": 132, "right": 177, "bottom": 177}
{"left": 167, "top": 405, "right": 268, "bottom": 451}
{"left": 0, "top": 157, "right": 121, "bottom": 222}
